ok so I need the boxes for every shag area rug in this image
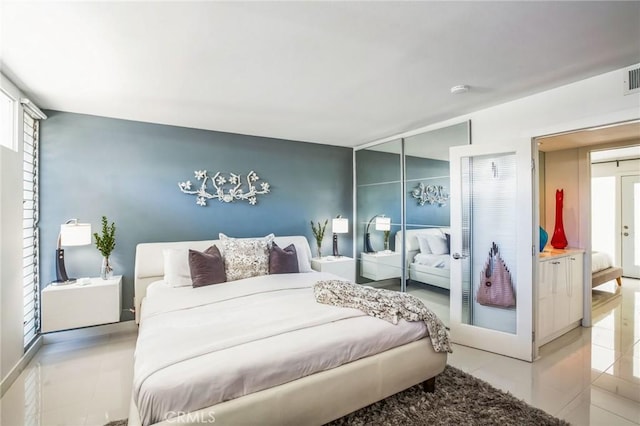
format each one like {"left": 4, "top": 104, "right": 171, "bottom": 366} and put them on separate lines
{"left": 105, "top": 365, "right": 568, "bottom": 426}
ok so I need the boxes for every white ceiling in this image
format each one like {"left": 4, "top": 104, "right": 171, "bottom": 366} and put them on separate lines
{"left": 2, "top": 1, "right": 639, "bottom": 147}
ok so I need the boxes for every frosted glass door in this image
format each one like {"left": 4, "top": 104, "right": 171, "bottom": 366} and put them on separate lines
{"left": 450, "top": 140, "right": 534, "bottom": 361}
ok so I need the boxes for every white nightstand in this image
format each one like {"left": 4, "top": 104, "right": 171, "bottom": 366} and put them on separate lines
{"left": 361, "top": 251, "right": 402, "bottom": 281}
{"left": 311, "top": 256, "right": 355, "bottom": 282}
{"left": 41, "top": 275, "right": 122, "bottom": 333}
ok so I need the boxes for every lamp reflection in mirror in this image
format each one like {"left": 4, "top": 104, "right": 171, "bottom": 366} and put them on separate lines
{"left": 332, "top": 215, "right": 349, "bottom": 257}
{"left": 364, "top": 214, "right": 391, "bottom": 253}
{"left": 53, "top": 219, "right": 91, "bottom": 285}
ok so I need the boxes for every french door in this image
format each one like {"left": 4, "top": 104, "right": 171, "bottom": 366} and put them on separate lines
{"left": 621, "top": 174, "right": 640, "bottom": 278}
{"left": 449, "top": 139, "right": 535, "bottom": 361}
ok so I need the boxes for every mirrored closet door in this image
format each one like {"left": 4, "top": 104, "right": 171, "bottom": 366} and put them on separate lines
{"left": 355, "top": 122, "right": 470, "bottom": 326}
{"left": 403, "top": 124, "right": 470, "bottom": 324}
{"left": 355, "top": 139, "right": 403, "bottom": 291}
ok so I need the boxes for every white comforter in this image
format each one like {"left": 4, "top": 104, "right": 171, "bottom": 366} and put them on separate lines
{"left": 592, "top": 251, "right": 613, "bottom": 273}
{"left": 134, "top": 272, "right": 428, "bottom": 425}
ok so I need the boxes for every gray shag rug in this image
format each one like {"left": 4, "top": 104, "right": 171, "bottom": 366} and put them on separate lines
{"left": 104, "top": 366, "right": 568, "bottom": 426}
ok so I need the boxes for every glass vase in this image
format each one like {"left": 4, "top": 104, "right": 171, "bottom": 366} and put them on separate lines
{"left": 316, "top": 243, "right": 322, "bottom": 259}
{"left": 101, "top": 256, "right": 113, "bottom": 280}
{"left": 550, "top": 189, "right": 568, "bottom": 249}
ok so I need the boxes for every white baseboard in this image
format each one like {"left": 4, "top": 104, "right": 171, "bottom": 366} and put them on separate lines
{"left": 1, "top": 335, "right": 43, "bottom": 398}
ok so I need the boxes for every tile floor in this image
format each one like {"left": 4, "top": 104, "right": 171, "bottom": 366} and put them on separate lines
{"left": 0, "top": 278, "right": 638, "bottom": 426}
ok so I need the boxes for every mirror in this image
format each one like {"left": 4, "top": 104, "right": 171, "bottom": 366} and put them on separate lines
{"left": 403, "top": 122, "right": 470, "bottom": 324}
{"left": 355, "top": 139, "right": 403, "bottom": 290}
{"left": 355, "top": 121, "right": 470, "bottom": 325}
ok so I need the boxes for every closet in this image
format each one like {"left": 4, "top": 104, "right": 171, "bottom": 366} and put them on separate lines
{"left": 354, "top": 122, "right": 470, "bottom": 324}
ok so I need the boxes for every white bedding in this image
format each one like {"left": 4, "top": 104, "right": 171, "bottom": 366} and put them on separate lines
{"left": 413, "top": 253, "right": 450, "bottom": 269}
{"left": 134, "top": 272, "right": 428, "bottom": 426}
{"left": 592, "top": 251, "right": 613, "bottom": 273}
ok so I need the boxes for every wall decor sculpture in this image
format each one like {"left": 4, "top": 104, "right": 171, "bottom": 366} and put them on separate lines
{"left": 411, "top": 183, "right": 450, "bottom": 206}
{"left": 178, "top": 170, "right": 270, "bottom": 206}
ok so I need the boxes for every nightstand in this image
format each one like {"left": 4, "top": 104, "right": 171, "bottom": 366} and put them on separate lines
{"left": 41, "top": 275, "right": 122, "bottom": 332}
{"left": 361, "top": 252, "right": 402, "bottom": 280}
{"left": 311, "top": 256, "right": 355, "bottom": 282}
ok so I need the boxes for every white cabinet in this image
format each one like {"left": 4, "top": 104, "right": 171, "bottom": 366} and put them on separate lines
{"left": 361, "top": 252, "right": 402, "bottom": 281}
{"left": 537, "top": 250, "right": 584, "bottom": 345}
{"left": 42, "top": 276, "right": 122, "bottom": 333}
{"left": 311, "top": 257, "right": 355, "bottom": 282}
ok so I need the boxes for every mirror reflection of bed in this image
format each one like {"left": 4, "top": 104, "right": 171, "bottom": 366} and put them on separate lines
{"left": 398, "top": 228, "right": 451, "bottom": 325}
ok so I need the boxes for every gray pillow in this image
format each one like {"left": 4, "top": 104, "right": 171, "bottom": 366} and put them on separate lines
{"left": 269, "top": 243, "right": 299, "bottom": 274}
{"left": 189, "top": 245, "right": 226, "bottom": 287}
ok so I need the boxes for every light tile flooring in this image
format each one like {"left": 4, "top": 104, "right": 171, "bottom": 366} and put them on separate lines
{"left": 1, "top": 278, "right": 638, "bottom": 426}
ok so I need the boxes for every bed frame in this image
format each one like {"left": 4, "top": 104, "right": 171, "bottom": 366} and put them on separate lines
{"left": 395, "top": 228, "right": 451, "bottom": 290}
{"left": 592, "top": 266, "right": 623, "bottom": 288}
{"left": 130, "top": 236, "right": 448, "bottom": 426}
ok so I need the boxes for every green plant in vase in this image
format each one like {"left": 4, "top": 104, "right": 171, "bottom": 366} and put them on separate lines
{"left": 94, "top": 216, "right": 116, "bottom": 279}
{"left": 383, "top": 230, "right": 391, "bottom": 252}
{"left": 310, "top": 219, "right": 328, "bottom": 259}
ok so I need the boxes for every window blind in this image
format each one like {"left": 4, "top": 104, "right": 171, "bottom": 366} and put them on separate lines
{"left": 23, "top": 112, "right": 40, "bottom": 349}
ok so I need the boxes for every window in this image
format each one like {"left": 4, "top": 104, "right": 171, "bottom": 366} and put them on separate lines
{"left": 23, "top": 110, "right": 41, "bottom": 349}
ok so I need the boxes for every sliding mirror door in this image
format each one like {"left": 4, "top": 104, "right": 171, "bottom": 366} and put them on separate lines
{"left": 356, "top": 139, "right": 403, "bottom": 290}
{"left": 402, "top": 122, "right": 470, "bottom": 325}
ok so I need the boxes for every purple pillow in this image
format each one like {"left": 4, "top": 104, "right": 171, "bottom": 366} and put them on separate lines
{"left": 269, "top": 243, "right": 299, "bottom": 274}
{"left": 189, "top": 245, "right": 226, "bottom": 287}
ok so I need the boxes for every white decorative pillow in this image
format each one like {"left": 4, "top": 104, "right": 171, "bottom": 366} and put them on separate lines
{"left": 219, "top": 233, "right": 274, "bottom": 281}
{"left": 416, "top": 235, "right": 432, "bottom": 254}
{"left": 163, "top": 248, "right": 193, "bottom": 287}
{"left": 425, "top": 234, "right": 449, "bottom": 255}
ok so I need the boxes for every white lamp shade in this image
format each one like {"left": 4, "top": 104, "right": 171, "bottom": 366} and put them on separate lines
{"left": 332, "top": 217, "right": 349, "bottom": 234}
{"left": 375, "top": 216, "right": 391, "bottom": 231}
{"left": 60, "top": 223, "right": 92, "bottom": 246}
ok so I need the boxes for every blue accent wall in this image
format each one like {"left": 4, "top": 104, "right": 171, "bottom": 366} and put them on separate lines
{"left": 40, "top": 111, "right": 353, "bottom": 321}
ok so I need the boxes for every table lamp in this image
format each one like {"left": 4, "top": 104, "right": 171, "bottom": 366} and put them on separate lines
{"left": 53, "top": 219, "right": 92, "bottom": 285}
{"left": 332, "top": 215, "right": 349, "bottom": 257}
{"left": 364, "top": 214, "right": 391, "bottom": 253}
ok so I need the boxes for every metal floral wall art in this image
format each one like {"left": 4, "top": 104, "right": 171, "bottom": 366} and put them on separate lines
{"left": 411, "top": 182, "right": 450, "bottom": 206}
{"left": 178, "top": 170, "right": 270, "bottom": 206}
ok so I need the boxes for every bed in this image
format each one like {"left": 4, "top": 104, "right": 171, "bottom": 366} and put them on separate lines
{"left": 129, "top": 235, "right": 448, "bottom": 426}
{"left": 395, "top": 228, "right": 451, "bottom": 290}
{"left": 591, "top": 251, "right": 622, "bottom": 288}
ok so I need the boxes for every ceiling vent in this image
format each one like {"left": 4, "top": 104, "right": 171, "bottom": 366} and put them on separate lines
{"left": 623, "top": 64, "right": 640, "bottom": 95}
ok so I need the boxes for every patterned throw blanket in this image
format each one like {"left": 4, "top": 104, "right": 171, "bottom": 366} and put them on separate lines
{"left": 314, "top": 280, "right": 452, "bottom": 353}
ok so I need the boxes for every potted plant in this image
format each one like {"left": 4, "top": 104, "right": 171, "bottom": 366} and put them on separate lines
{"left": 310, "top": 219, "right": 328, "bottom": 259}
{"left": 94, "top": 216, "right": 116, "bottom": 279}
{"left": 383, "top": 230, "right": 391, "bottom": 252}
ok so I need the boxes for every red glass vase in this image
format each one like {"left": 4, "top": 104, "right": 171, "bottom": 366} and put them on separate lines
{"left": 550, "top": 189, "right": 568, "bottom": 249}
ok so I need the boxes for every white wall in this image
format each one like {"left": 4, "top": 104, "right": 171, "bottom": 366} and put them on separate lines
{"left": 0, "top": 74, "right": 26, "bottom": 384}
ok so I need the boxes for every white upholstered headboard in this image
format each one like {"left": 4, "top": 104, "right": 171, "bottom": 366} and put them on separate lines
{"left": 394, "top": 228, "right": 450, "bottom": 265}
{"left": 134, "top": 235, "right": 313, "bottom": 324}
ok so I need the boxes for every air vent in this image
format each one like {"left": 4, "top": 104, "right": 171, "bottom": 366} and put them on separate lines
{"left": 623, "top": 64, "right": 640, "bottom": 95}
